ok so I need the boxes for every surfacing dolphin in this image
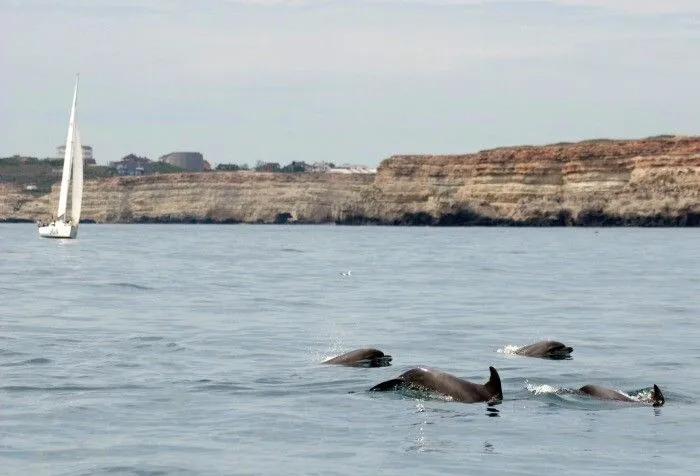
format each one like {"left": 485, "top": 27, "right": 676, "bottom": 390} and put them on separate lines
{"left": 322, "top": 348, "right": 392, "bottom": 367}
{"left": 579, "top": 384, "right": 665, "bottom": 407}
{"left": 369, "top": 366, "right": 503, "bottom": 404}
{"left": 514, "top": 341, "right": 573, "bottom": 359}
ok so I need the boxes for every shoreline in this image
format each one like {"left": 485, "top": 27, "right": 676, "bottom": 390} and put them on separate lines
{"left": 3, "top": 211, "right": 699, "bottom": 227}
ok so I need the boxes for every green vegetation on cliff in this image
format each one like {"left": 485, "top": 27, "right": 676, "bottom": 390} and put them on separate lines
{"left": 0, "top": 156, "right": 114, "bottom": 193}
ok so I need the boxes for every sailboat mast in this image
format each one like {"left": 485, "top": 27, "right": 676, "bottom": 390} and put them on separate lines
{"left": 56, "top": 75, "right": 79, "bottom": 220}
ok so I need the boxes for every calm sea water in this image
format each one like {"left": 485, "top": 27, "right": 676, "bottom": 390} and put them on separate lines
{"left": 1, "top": 224, "right": 699, "bottom": 475}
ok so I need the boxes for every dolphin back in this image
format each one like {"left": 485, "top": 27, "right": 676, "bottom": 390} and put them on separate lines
{"left": 579, "top": 385, "right": 635, "bottom": 403}
{"left": 515, "top": 341, "right": 573, "bottom": 359}
{"left": 369, "top": 366, "right": 502, "bottom": 404}
{"left": 579, "top": 383, "right": 665, "bottom": 406}
{"left": 369, "top": 378, "right": 405, "bottom": 392}
{"left": 323, "top": 348, "right": 392, "bottom": 367}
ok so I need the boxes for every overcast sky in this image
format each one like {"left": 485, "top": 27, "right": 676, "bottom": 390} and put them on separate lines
{"left": 2, "top": 0, "right": 699, "bottom": 166}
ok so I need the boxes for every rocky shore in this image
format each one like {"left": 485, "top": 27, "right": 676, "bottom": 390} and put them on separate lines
{"left": 3, "top": 135, "right": 699, "bottom": 226}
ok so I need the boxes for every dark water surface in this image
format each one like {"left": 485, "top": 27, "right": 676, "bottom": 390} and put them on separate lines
{"left": 1, "top": 224, "right": 699, "bottom": 475}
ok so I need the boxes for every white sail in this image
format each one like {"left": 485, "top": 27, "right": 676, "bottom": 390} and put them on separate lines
{"left": 38, "top": 75, "right": 83, "bottom": 239}
{"left": 71, "top": 126, "right": 84, "bottom": 223}
{"left": 56, "top": 76, "right": 79, "bottom": 220}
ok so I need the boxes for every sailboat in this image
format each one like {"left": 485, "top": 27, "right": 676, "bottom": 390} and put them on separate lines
{"left": 38, "top": 76, "right": 84, "bottom": 239}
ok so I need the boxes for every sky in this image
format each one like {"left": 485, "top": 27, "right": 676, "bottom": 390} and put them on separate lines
{"left": 1, "top": 0, "right": 700, "bottom": 167}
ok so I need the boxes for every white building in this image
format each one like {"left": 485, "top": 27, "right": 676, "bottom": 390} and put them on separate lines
{"left": 57, "top": 144, "right": 95, "bottom": 164}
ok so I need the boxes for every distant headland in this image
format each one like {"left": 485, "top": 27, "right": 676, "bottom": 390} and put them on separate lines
{"left": 2, "top": 135, "right": 699, "bottom": 226}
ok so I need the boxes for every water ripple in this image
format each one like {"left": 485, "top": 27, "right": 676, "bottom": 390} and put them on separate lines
{"left": 1, "top": 357, "right": 52, "bottom": 366}
{"left": 111, "top": 282, "right": 154, "bottom": 291}
{"left": 1, "top": 384, "right": 148, "bottom": 392}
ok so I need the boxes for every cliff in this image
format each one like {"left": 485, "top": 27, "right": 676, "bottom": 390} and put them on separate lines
{"left": 11, "top": 172, "right": 375, "bottom": 224}
{"left": 3, "top": 135, "right": 700, "bottom": 226}
{"left": 369, "top": 135, "right": 700, "bottom": 225}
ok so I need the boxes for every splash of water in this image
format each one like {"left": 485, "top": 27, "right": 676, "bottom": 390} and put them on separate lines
{"left": 498, "top": 345, "right": 522, "bottom": 355}
{"left": 526, "top": 381, "right": 561, "bottom": 395}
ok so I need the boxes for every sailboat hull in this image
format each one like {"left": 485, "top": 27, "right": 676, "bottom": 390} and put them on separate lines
{"left": 38, "top": 220, "right": 78, "bottom": 239}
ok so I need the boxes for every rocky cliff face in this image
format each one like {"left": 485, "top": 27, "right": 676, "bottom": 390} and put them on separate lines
{"left": 369, "top": 135, "right": 700, "bottom": 225}
{"left": 0, "top": 184, "right": 33, "bottom": 220}
{"left": 4, "top": 135, "right": 700, "bottom": 226}
{"left": 14, "top": 172, "right": 375, "bottom": 224}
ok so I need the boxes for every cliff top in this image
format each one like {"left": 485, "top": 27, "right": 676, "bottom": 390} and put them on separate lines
{"left": 383, "top": 135, "right": 700, "bottom": 168}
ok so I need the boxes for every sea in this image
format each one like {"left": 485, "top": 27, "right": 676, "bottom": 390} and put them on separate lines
{"left": 1, "top": 224, "right": 699, "bottom": 475}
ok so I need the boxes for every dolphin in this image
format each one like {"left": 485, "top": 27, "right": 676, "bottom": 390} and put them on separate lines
{"left": 369, "top": 366, "right": 502, "bottom": 404}
{"left": 579, "top": 384, "right": 665, "bottom": 407}
{"left": 322, "top": 348, "right": 392, "bottom": 367}
{"left": 514, "top": 341, "right": 573, "bottom": 359}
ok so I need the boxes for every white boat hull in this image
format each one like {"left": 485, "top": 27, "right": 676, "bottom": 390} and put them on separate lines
{"left": 38, "top": 220, "right": 78, "bottom": 239}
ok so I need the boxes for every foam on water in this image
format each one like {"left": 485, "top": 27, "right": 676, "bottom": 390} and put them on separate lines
{"left": 525, "top": 382, "right": 562, "bottom": 395}
{"left": 498, "top": 344, "right": 522, "bottom": 355}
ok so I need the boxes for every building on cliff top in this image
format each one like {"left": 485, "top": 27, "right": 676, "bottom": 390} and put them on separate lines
{"left": 159, "top": 152, "right": 205, "bottom": 172}
{"left": 57, "top": 144, "right": 97, "bottom": 165}
{"left": 110, "top": 154, "right": 153, "bottom": 175}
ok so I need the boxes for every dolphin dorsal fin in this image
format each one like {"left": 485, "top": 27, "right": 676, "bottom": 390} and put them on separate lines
{"left": 484, "top": 366, "right": 503, "bottom": 400}
{"left": 652, "top": 384, "right": 665, "bottom": 407}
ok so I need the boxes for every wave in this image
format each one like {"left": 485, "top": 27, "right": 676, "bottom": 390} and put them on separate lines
{"left": 1, "top": 357, "right": 52, "bottom": 367}
{"left": 0, "top": 348, "right": 24, "bottom": 356}
{"left": 127, "top": 336, "right": 185, "bottom": 352}
{"left": 188, "top": 380, "right": 254, "bottom": 393}
{"left": 0, "top": 384, "right": 147, "bottom": 392}
{"left": 111, "top": 282, "right": 153, "bottom": 291}
{"left": 129, "top": 336, "right": 165, "bottom": 342}
{"left": 78, "top": 465, "right": 188, "bottom": 476}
